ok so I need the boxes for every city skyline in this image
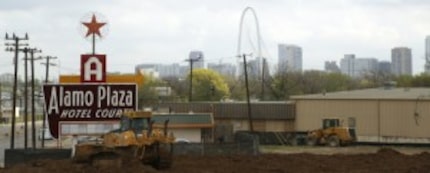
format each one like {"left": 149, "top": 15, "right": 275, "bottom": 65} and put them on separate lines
{"left": 1, "top": 0, "right": 430, "bottom": 78}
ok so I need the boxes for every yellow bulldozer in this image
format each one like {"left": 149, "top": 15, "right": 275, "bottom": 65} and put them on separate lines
{"left": 306, "top": 118, "right": 356, "bottom": 147}
{"left": 72, "top": 110, "right": 175, "bottom": 169}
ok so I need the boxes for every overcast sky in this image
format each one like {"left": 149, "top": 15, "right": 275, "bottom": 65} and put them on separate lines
{"left": 1, "top": 0, "right": 430, "bottom": 79}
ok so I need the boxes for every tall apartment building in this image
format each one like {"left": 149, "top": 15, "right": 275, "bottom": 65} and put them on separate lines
{"left": 340, "top": 54, "right": 378, "bottom": 77}
{"left": 340, "top": 54, "right": 355, "bottom": 76}
{"left": 278, "top": 44, "right": 302, "bottom": 72}
{"left": 391, "top": 47, "right": 412, "bottom": 76}
{"left": 378, "top": 61, "right": 391, "bottom": 75}
{"left": 354, "top": 58, "right": 378, "bottom": 76}
{"left": 425, "top": 36, "right": 430, "bottom": 74}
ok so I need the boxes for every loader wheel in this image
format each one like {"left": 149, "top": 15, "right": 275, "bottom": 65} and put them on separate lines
{"left": 327, "top": 135, "right": 340, "bottom": 147}
{"left": 306, "top": 136, "right": 318, "bottom": 146}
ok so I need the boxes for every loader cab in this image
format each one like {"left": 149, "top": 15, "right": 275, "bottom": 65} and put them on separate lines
{"left": 322, "top": 118, "right": 340, "bottom": 129}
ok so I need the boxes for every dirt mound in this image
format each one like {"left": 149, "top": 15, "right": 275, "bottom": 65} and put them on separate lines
{"left": 376, "top": 147, "right": 403, "bottom": 155}
{"left": 0, "top": 157, "right": 156, "bottom": 173}
{"left": 2, "top": 148, "right": 430, "bottom": 173}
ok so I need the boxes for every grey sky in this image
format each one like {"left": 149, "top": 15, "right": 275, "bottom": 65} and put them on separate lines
{"left": 0, "top": 0, "right": 429, "bottom": 79}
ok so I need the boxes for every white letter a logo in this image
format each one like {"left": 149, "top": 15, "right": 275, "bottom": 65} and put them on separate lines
{"left": 84, "top": 56, "right": 103, "bottom": 81}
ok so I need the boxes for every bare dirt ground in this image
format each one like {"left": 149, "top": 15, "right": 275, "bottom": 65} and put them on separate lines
{"left": 1, "top": 146, "right": 430, "bottom": 173}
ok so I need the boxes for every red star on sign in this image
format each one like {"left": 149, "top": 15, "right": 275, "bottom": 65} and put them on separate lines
{"left": 82, "top": 14, "right": 106, "bottom": 37}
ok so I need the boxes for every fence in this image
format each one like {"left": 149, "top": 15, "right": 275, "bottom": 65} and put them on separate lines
{"left": 174, "top": 132, "right": 259, "bottom": 156}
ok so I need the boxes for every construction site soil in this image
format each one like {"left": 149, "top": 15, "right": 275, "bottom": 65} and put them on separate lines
{"left": 1, "top": 148, "right": 430, "bottom": 173}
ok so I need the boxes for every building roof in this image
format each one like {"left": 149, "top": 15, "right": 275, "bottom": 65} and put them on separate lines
{"left": 291, "top": 87, "right": 430, "bottom": 100}
{"left": 147, "top": 102, "right": 295, "bottom": 120}
{"left": 152, "top": 113, "right": 214, "bottom": 128}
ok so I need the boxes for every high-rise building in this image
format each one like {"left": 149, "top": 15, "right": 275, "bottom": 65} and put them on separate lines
{"left": 278, "top": 44, "right": 302, "bottom": 72}
{"left": 354, "top": 58, "right": 378, "bottom": 76}
{"left": 378, "top": 61, "right": 391, "bottom": 75}
{"left": 340, "top": 54, "right": 355, "bottom": 76}
{"left": 324, "top": 61, "right": 340, "bottom": 73}
{"left": 135, "top": 63, "right": 188, "bottom": 79}
{"left": 391, "top": 47, "right": 412, "bottom": 76}
{"left": 207, "top": 63, "right": 236, "bottom": 77}
{"left": 340, "top": 54, "right": 379, "bottom": 77}
{"left": 135, "top": 64, "right": 159, "bottom": 78}
{"left": 189, "top": 51, "right": 204, "bottom": 69}
{"left": 425, "top": 36, "right": 430, "bottom": 74}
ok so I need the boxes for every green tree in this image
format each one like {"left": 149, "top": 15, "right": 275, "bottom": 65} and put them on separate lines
{"left": 323, "top": 72, "right": 353, "bottom": 92}
{"left": 187, "top": 69, "right": 230, "bottom": 101}
{"left": 270, "top": 71, "right": 303, "bottom": 100}
{"left": 395, "top": 75, "right": 413, "bottom": 87}
{"left": 412, "top": 73, "right": 430, "bottom": 87}
{"left": 138, "top": 76, "right": 163, "bottom": 107}
{"left": 224, "top": 75, "right": 245, "bottom": 100}
{"left": 162, "top": 76, "right": 188, "bottom": 102}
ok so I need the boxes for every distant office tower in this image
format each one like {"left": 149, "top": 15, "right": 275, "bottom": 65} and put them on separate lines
{"left": 378, "top": 61, "right": 391, "bottom": 75}
{"left": 135, "top": 64, "right": 160, "bottom": 78}
{"left": 340, "top": 54, "right": 378, "bottom": 77}
{"left": 189, "top": 51, "right": 204, "bottom": 69}
{"left": 391, "top": 47, "right": 412, "bottom": 76}
{"left": 135, "top": 63, "right": 188, "bottom": 78}
{"left": 354, "top": 58, "right": 378, "bottom": 76}
{"left": 340, "top": 54, "right": 355, "bottom": 76}
{"left": 324, "top": 61, "right": 340, "bottom": 73}
{"left": 207, "top": 62, "right": 236, "bottom": 77}
{"left": 425, "top": 36, "right": 430, "bottom": 74}
{"left": 246, "top": 58, "right": 261, "bottom": 78}
{"left": 278, "top": 44, "right": 302, "bottom": 72}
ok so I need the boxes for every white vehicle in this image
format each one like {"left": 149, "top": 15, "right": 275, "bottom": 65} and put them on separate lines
{"left": 38, "top": 128, "right": 53, "bottom": 140}
{"left": 175, "top": 138, "right": 190, "bottom": 143}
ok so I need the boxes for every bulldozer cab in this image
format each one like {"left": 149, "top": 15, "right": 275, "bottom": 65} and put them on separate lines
{"left": 322, "top": 118, "right": 340, "bottom": 129}
{"left": 119, "top": 116, "right": 150, "bottom": 132}
{"left": 116, "top": 111, "right": 155, "bottom": 134}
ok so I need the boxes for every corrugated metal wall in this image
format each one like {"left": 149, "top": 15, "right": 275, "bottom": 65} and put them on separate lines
{"left": 380, "top": 100, "right": 430, "bottom": 138}
{"left": 295, "top": 99, "right": 430, "bottom": 140}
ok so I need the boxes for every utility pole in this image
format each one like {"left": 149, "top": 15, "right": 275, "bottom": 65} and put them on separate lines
{"left": 22, "top": 47, "right": 29, "bottom": 149}
{"left": 5, "top": 33, "right": 29, "bottom": 149}
{"left": 261, "top": 58, "right": 266, "bottom": 101}
{"left": 40, "top": 56, "right": 56, "bottom": 148}
{"left": 239, "top": 54, "right": 254, "bottom": 132}
{"left": 0, "top": 83, "right": 2, "bottom": 122}
{"left": 185, "top": 55, "right": 202, "bottom": 102}
{"left": 26, "top": 48, "right": 41, "bottom": 149}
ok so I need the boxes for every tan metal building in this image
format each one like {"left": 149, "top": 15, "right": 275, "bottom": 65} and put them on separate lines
{"left": 291, "top": 88, "right": 430, "bottom": 144}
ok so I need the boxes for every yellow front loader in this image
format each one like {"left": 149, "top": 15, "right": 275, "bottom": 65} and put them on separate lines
{"left": 306, "top": 118, "right": 356, "bottom": 147}
{"left": 72, "top": 110, "right": 175, "bottom": 169}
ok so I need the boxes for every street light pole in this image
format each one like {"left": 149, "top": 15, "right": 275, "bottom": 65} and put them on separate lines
{"left": 186, "top": 55, "right": 202, "bottom": 102}
{"left": 5, "top": 33, "right": 29, "bottom": 149}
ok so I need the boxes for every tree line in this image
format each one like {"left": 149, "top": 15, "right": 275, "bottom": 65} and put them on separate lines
{"left": 138, "top": 69, "right": 430, "bottom": 106}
